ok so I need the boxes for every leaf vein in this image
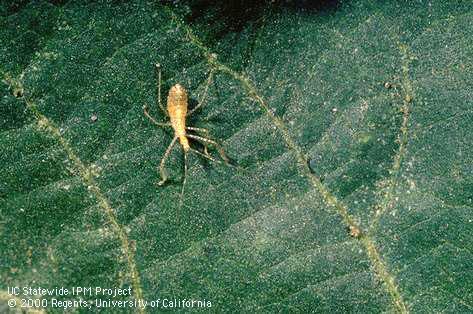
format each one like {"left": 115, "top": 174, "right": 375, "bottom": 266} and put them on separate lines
{"left": 1, "top": 72, "right": 146, "bottom": 313}
{"left": 369, "top": 42, "right": 415, "bottom": 234}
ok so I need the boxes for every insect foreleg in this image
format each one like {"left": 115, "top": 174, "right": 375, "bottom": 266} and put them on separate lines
{"left": 143, "top": 105, "right": 171, "bottom": 128}
{"left": 158, "top": 136, "right": 178, "bottom": 186}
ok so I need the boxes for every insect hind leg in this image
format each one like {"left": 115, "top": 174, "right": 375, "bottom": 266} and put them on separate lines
{"left": 157, "top": 136, "right": 178, "bottom": 186}
{"left": 189, "top": 147, "right": 221, "bottom": 164}
{"left": 186, "top": 133, "right": 229, "bottom": 164}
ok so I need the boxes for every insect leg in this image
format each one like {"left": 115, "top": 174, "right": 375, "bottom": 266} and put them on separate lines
{"left": 157, "top": 136, "right": 178, "bottom": 186}
{"left": 185, "top": 127, "right": 211, "bottom": 156}
{"left": 187, "top": 69, "right": 215, "bottom": 116}
{"left": 143, "top": 105, "right": 171, "bottom": 127}
{"left": 186, "top": 134, "right": 229, "bottom": 164}
{"left": 189, "top": 147, "right": 221, "bottom": 164}
{"left": 155, "top": 63, "right": 168, "bottom": 116}
{"left": 185, "top": 126, "right": 209, "bottom": 134}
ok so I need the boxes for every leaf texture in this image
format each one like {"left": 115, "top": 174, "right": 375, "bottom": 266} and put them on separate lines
{"left": 1, "top": 1, "right": 472, "bottom": 313}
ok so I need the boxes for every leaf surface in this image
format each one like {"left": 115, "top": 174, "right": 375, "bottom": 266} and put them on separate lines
{"left": 1, "top": 1, "right": 472, "bottom": 313}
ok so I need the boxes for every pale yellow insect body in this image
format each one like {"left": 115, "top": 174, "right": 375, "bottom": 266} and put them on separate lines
{"left": 167, "top": 84, "right": 190, "bottom": 152}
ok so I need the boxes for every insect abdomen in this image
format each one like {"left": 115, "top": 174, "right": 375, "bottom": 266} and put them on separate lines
{"left": 167, "top": 84, "right": 188, "bottom": 133}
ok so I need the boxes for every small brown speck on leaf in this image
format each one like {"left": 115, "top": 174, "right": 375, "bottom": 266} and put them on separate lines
{"left": 349, "top": 225, "right": 361, "bottom": 238}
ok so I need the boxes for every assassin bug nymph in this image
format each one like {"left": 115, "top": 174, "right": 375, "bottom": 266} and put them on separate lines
{"left": 143, "top": 63, "right": 230, "bottom": 186}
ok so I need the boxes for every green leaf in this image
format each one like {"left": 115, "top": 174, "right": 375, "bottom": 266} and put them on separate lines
{"left": 1, "top": 1, "right": 472, "bottom": 313}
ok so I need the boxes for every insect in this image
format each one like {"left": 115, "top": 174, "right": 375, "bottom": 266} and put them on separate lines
{"left": 143, "top": 63, "right": 230, "bottom": 186}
